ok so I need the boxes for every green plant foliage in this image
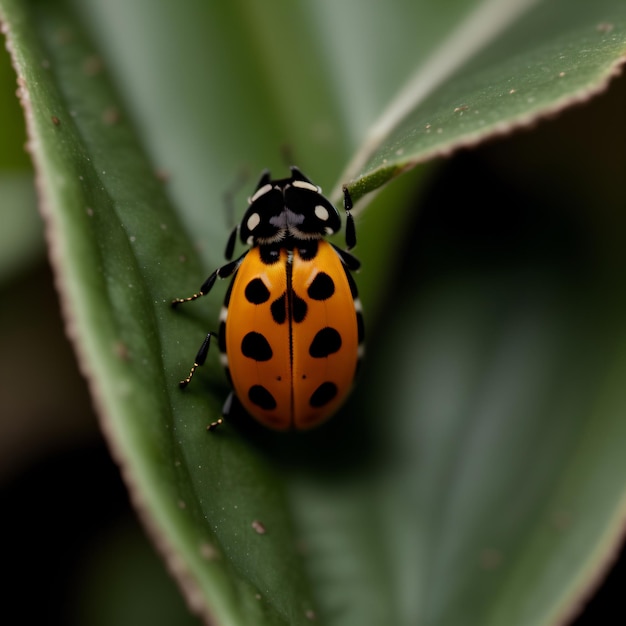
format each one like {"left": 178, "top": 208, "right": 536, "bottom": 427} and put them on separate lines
{"left": 1, "top": 0, "right": 625, "bottom": 624}
{"left": 344, "top": 0, "right": 626, "bottom": 199}
{"left": 0, "top": 44, "right": 41, "bottom": 282}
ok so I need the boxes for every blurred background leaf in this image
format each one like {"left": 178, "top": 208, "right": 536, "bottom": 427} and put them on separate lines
{"left": 0, "top": 0, "right": 625, "bottom": 625}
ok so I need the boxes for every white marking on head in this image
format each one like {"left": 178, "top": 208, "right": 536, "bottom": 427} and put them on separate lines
{"left": 250, "top": 183, "right": 272, "bottom": 203}
{"left": 315, "top": 204, "right": 329, "bottom": 221}
{"left": 292, "top": 180, "right": 319, "bottom": 192}
{"left": 324, "top": 226, "right": 334, "bottom": 235}
{"left": 246, "top": 212, "right": 261, "bottom": 232}
{"left": 219, "top": 306, "right": 228, "bottom": 322}
{"left": 354, "top": 298, "right": 363, "bottom": 313}
{"left": 219, "top": 353, "right": 229, "bottom": 367}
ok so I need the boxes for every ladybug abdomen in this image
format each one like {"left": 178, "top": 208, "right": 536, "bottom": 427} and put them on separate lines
{"left": 222, "top": 242, "right": 362, "bottom": 430}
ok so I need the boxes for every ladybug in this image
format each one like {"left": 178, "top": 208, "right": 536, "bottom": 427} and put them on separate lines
{"left": 172, "top": 167, "right": 364, "bottom": 431}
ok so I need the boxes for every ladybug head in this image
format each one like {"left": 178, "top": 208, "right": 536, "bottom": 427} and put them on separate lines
{"left": 239, "top": 167, "right": 342, "bottom": 246}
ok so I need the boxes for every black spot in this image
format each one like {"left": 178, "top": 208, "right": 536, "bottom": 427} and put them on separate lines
{"left": 241, "top": 332, "right": 273, "bottom": 361}
{"left": 308, "top": 272, "right": 335, "bottom": 301}
{"left": 249, "top": 385, "right": 277, "bottom": 410}
{"left": 271, "top": 293, "right": 287, "bottom": 324}
{"left": 292, "top": 292, "right": 308, "bottom": 323}
{"left": 309, "top": 382, "right": 337, "bottom": 407}
{"left": 298, "top": 240, "right": 319, "bottom": 261}
{"left": 309, "top": 327, "right": 342, "bottom": 358}
{"left": 260, "top": 245, "right": 281, "bottom": 265}
{"left": 245, "top": 278, "right": 270, "bottom": 304}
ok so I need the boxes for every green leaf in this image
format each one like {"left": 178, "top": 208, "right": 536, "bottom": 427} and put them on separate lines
{"left": 339, "top": 0, "right": 626, "bottom": 201}
{"left": 1, "top": 0, "right": 625, "bottom": 625}
{"left": 0, "top": 172, "right": 41, "bottom": 284}
{"left": 0, "top": 45, "right": 41, "bottom": 283}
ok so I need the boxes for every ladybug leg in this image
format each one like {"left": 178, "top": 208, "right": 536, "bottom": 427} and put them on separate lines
{"left": 330, "top": 243, "right": 361, "bottom": 272}
{"left": 342, "top": 185, "right": 357, "bottom": 250}
{"left": 179, "top": 332, "right": 216, "bottom": 388}
{"left": 171, "top": 251, "right": 249, "bottom": 307}
{"left": 207, "top": 415, "right": 224, "bottom": 431}
{"left": 207, "top": 392, "right": 234, "bottom": 431}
